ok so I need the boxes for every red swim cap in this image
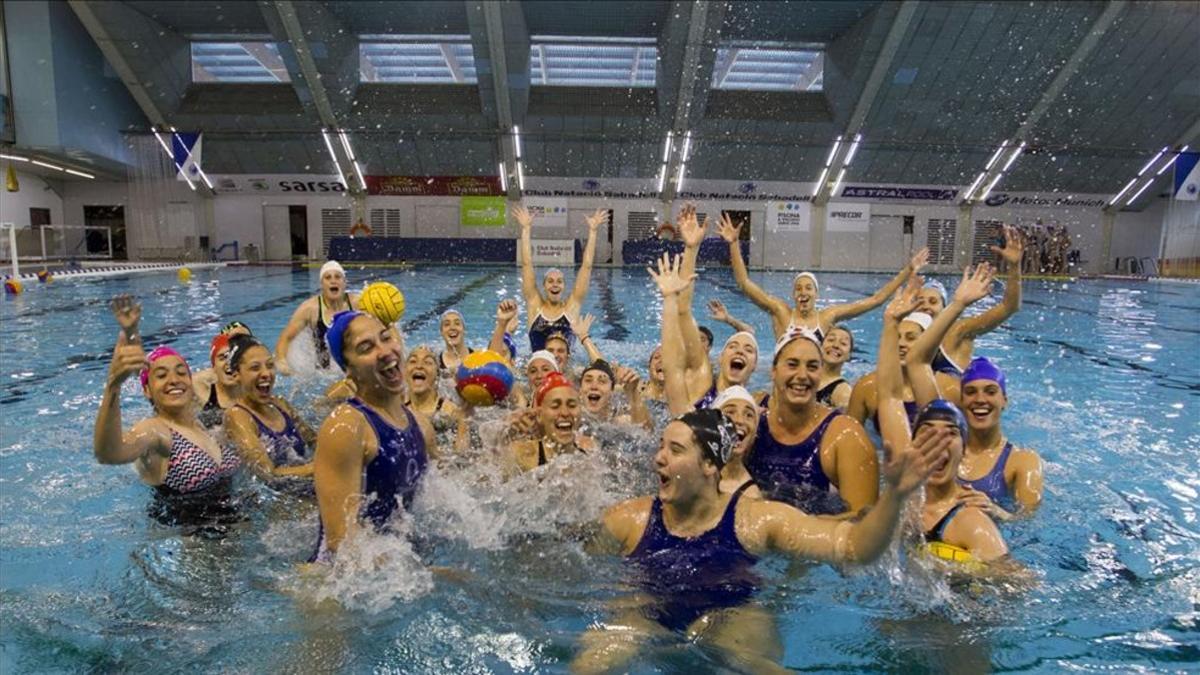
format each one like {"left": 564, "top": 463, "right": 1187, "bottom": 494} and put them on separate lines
{"left": 535, "top": 372, "right": 575, "bottom": 407}
{"left": 210, "top": 333, "right": 231, "bottom": 365}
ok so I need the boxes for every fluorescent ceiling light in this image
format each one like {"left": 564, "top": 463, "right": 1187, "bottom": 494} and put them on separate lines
{"left": 31, "top": 160, "right": 63, "bottom": 171}
{"left": 1156, "top": 145, "right": 1190, "bottom": 176}
{"left": 825, "top": 135, "right": 842, "bottom": 167}
{"left": 513, "top": 126, "right": 523, "bottom": 160}
{"left": 0, "top": 153, "right": 29, "bottom": 162}
{"left": 984, "top": 141, "right": 1008, "bottom": 171}
{"left": 1136, "top": 147, "right": 1167, "bottom": 177}
{"left": 64, "top": 168, "right": 95, "bottom": 179}
{"left": 1125, "top": 179, "right": 1154, "bottom": 205}
{"left": 830, "top": 168, "right": 847, "bottom": 197}
{"left": 964, "top": 171, "right": 987, "bottom": 202}
{"left": 516, "top": 161, "right": 525, "bottom": 190}
{"left": 680, "top": 131, "right": 692, "bottom": 163}
{"left": 1001, "top": 141, "right": 1025, "bottom": 173}
{"left": 1108, "top": 177, "right": 1138, "bottom": 205}
{"left": 661, "top": 131, "right": 674, "bottom": 163}
{"left": 321, "top": 129, "right": 348, "bottom": 189}
{"left": 842, "top": 134, "right": 862, "bottom": 167}
{"left": 812, "top": 167, "right": 829, "bottom": 196}
{"left": 498, "top": 162, "right": 507, "bottom": 192}
{"left": 979, "top": 173, "right": 1005, "bottom": 202}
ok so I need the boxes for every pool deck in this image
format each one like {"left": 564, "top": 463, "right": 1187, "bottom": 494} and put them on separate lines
{"left": 3, "top": 261, "right": 227, "bottom": 282}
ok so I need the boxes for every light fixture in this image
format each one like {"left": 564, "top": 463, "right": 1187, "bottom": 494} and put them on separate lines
{"left": 1000, "top": 141, "right": 1026, "bottom": 173}
{"left": 321, "top": 129, "right": 348, "bottom": 190}
{"left": 656, "top": 164, "right": 667, "bottom": 193}
{"left": 513, "top": 126, "right": 523, "bottom": 160}
{"left": 1125, "top": 179, "right": 1155, "bottom": 206}
{"left": 830, "top": 168, "right": 847, "bottom": 198}
{"left": 978, "top": 172, "right": 1005, "bottom": 202}
{"left": 984, "top": 140, "right": 1008, "bottom": 171}
{"left": 337, "top": 130, "right": 366, "bottom": 188}
{"left": 154, "top": 129, "right": 196, "bottom": 191}
{"left": 824, "top": 135, "right": 843, "bottom": 167}
{"left": 963, "top": 171, "right": 987, "bottom": 201}
{"left": 1156, "top": 145, "right": 1190, "bottom": 176}
{"left": 1108, "top": 177, "right": 1138, "bottom": 205}
{"left": 812, "top": 167, "right": 829, "bottom": 197}
{"left": 64, "top": 168, "right": 95, "bottom": 179}
{"left": 842, "top": 133, "right": 862, "bottom": 167}
{"left": 516, "top": 161, "right": 525, "bottom": 190}
{"left": 680, "top": 131, "right": 692, "bottom": 163}
{"left": 498, "top": 161, "right": 507, "bottom": 192}
{"left": 0, "top": 153, "right": 29, "bottom": 162}
{"left": 661, "top": 131, "right": 674, "bottom": 162}
{"left": 1136, "top": 147, "right": 1167, "bottom": 177}
{"left": 31, "top": 159, "right": 64, "bottom": 171}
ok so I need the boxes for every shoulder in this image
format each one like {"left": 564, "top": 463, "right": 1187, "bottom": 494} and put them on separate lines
{"left": 320, "top": 402, "right": 367, "bottom": 435}
{"left": 294, "top": 296, "right": 318, "bottom": 317}
{"left": 410, "top": 409, "right": 436, "bottom": 441}
{"left": 852, "top": 371, "right": 878, "bottom": 389}
{"left": 224, "top": 404, "right": 253, "bottom": 426}
{"left": 1009, "top": 446, "right": 1043, "bottom": 471}
{"left": 131, "top": 416, "right": 172, "bottom": 442}
{"left": 945, "top": 505, "right": 1002, "bottom": 542}
{"left": 826, "top": 410, "right": 867, "bottom": 438}
{"left": 602, "top": 496, "right": 654, "bottom": 547}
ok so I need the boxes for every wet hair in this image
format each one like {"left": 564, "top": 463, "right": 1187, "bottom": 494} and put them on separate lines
{"left": 827, "top": 324, "right": 855, "bottom": 354}
{"left": 227, "top": 334, "right": 265, "bottom": 372}
{"left": 914, "top": 399, "right": 967, "bottom": 441}
{"left": 581, "top": 359, "right": 615, "bottom": 384}
{"left": 699, "top": 326, "right": 714, "bottom": 347}
{"left": 220, "top": 320, "right": 251, "bottom": 336}
{"left": 676, "top": 408, "right": 738, "bottom": 470}
{"left": 545, "top": 331, "right": 571, "bottom": 353}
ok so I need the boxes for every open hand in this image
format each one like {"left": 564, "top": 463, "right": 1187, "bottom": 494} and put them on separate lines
{"left": 511, "top": 205, "right": 533, "bottom": 231}
{"left": 717, "top": 213, "right": 741, "bottom": 244}
{"left": 678, "top": 205, "right": 709, "bottom": 248}
{"left": 990, "top": 225, "right": 1024, "bottom": 266}
{"left": 884, "top": 275, "right": 922, "bottom": 322}
{"left": 108, "top": 332, "right": 147, "bottom": 387}
{"left": 585, "top": 208, "right": 609, "bottom": 231}
{"left": 647, "top": 252, "right": 695, "bottom": 297}
{"left": 568, "top": 311, "right": 595, "bottom": 341}
{"left": 883, "top": 424, "right": 956, "bottom": 496}
{"left": 707, "top": 298, "right": 730, "bottom": 322}
{"left": 910, "top": 247, "right": 930, "bottom": 274}
{"left": 952, "top": 263, "right": 996, "bottom": 306}
{"left": 109, "top": 294, "right": 142, "bottom": 339}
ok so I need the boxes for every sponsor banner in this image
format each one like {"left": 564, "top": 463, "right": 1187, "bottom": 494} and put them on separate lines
{"left": 526, "top": 239, "right": 576, "bottom": 265}
{"left": 211, "top": 174, "right": 347, "bottom": 194}
{"left": 841, "top": 185, "right": 959, "bottom": 201}
{"left": 766, "top": 201, "right": 811, "bottom": 232}
{"left": 172, "top": 132, "right": 201, "bottom": 183}
{"left": 522, "top": 177, "right": 815, "bottom": 202}
{"left": 366, "top": 175, "right": 502, "bottom": 196}
{"left": 981, "top": 192, "right": 1108, "bottom": 209}
{"left": 525, "top": 197, "right": 569, "bottom": 227}
{"left": 827, "top": 203, "right": 871, "bottom": 232}
{"left": 460, "top": 196, "right": 507, "bottom": 227}
{"left": 1173, "top": 152, "right": 1198, "bottom": 200}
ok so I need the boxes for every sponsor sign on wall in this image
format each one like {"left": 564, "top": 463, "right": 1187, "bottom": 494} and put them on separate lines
{"left": 766, "top": 201, "right": 811, "bottom": 232}
{"left": 826, "top": 203, "right": 871, "bottom": 232}
{"left": 524, "top": 197, "right": 569, "bottom": 227}
{"left": 211, "top": 174, "right": 347, "bottom": 194}
{"left": 525, "top": 239, "right": 576, "bottom": 265}
{"left": 982, "top": 192, "right": 1108, "bottom": 209}
{"left": 841, "top": 185, "right": 959, "bottom": 201}
{"left": 366, "top": 175, "right": 502, "bottom": 196}
{"left": 460, "top": 196, "right": 507, "bottom": 227}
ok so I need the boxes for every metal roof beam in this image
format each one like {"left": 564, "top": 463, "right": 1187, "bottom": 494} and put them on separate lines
{"left": 481, "top": 0, "right": 520, "bottom": 200}
{"left": 660, "top": 0, "right": 724, "bottom": 203}
{"left": 67, "top": 0, "right": 166, "bottom": 128}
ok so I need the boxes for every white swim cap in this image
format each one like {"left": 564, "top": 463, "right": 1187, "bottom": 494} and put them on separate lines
{"left": 901, "top": 312, "right": 934, "bottom": 331}
{"left": 793, "top": 271, "right": 819, "bottom": 292}
{"left": 710, "top": 385, "right": 758, "bottom": 412}
{"left": 722, "top": 331, "right": 760, "bottom": 370}
{"left": 319, "top": 260, "right": 345, "bottom": 278}
{"left": 527, "top": 350, "right": 560, "bottom": 371}
{"left": 773, "top": 327, "right": 823, "bottom": 362}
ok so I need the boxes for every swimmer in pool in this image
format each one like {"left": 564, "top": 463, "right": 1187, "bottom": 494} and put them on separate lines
{"left": 223, "top": 335, "right": 315, "bottom": 480}
{"left": 669, "top": 207, "right": 724, "bottom": 407}
{"left": 875, "top": 282, "right": 1008, "bottom": 564}
{"left": 816, "top": 325, "right": 854, "bottom": 410}
{"left": 404, "top": 345, "right": 463, "bottom": 445}
{"left": 574, "top": 358, "right": 652, "bottom": 430}
{"left": 94, "top": 295, "right": 241, "bottom": 498}
{"left": 485, "top": 299, "right": 522, "bottom": 364}
{"left": 906, "top": 289, "right": 1044, "bottom": 518}
{"left": 915, "top": 224, "right": 1024, "bottom": 376}
{"left": 436, "top": 309, "right": 474, "bottom": 376}
{"left": 718, "top": 212, "right": 929, "bottom": 340}
{"left": 192, "top": 333, "right": 242, "bottom": 430}
{"left": 508, "top": 372, "right": 595, "bottom": 472}
{"left": 274, "top": 260, "right": 360, "bottom": 375}
{"left": 513, "top": 204, "right": 608, "bottom": 352}
{"left": 311, "top": 311, "right": 438, "bottom": 561}
{"left": 509, "top": 349, "right": 560, "bottom": 409}
{"left": 575, "top": 406, "right": 951, "bottom": 674}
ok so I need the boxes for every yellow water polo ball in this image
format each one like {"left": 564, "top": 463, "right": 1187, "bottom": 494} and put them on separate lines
{"left": 178, "top": 267, "right": 192, "bottom": 283}
{"left": 360, "top": 281, "right": 406, "bottom": 325}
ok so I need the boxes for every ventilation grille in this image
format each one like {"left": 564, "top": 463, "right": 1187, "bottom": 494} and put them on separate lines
{"left": 627, "top": 211, "right": 659, "bottom": 240}
{"left": 926, "top": 219, "right": 956, "bottom": 266}
{"left": 321, "top": 208, "right": 352, "bottom": 256}
{"left": 972, "top": 220, "right": 1003, "bottom": 266}
{"left": 369, "top": 208, "right": 402, "bottom": 237}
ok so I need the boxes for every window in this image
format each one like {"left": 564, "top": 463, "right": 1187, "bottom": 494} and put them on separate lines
{"left": 359, "top": 36, "right": 477, "bottom": 84}
{"left": 191, "top": 42, "right": 291, "bottom": 83}
{"left": 530, "top": 36, "right": 656, "bottom": 88}
{"left": 711, "top": 46, "right": 823, "bottom": 92}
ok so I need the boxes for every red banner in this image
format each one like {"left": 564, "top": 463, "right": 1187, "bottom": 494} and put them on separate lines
{"left": 365, "top": 175, "right": 503, "bottom": 196}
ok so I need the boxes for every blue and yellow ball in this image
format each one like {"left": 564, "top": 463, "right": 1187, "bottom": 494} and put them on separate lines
{"left": 360, "top": 281, "right": 406, "bottom": 325}
{"left": 3, "top": 278, "right": 23, "bottom": 295}
{"left": 36, "top": 269, "right": 51, "bottom": 283}
{"left": 456, "top": 350, "right": 514, "bottom": 406}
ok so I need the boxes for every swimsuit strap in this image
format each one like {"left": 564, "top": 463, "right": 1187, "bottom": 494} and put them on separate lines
{"left": 926, "top": 503, "right": 965, "bottom": 542}
{"left": 205, "top": 382, "right": 220, "bottom": 409}
{"left": 537, "top": 440, "right": 547, "bottom": 467}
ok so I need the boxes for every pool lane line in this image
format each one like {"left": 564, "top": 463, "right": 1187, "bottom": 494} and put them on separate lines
{"left": 400, "top": 270, "right": 506, "bottom": 335}
{"left": 1018, "top": 298, "right": 1200, "bottom": 336}
{"left": 593, "top": 274, "right": 630, "bottom": 342}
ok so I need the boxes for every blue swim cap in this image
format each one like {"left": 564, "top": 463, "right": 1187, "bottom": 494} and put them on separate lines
{"left": 914, "top": 399, "right": 967, "bottom": 441}
{"left": 326, "top": 310, "right": 365, "bottom": 371}
{"left": 925, "top": 279, "right": 947, "bottom": 304}
{"left": 502, "top": 332, "right": 518, "bottom": 360}
{"left": 961, "top": 356, "right": 1007, "bottom": 396}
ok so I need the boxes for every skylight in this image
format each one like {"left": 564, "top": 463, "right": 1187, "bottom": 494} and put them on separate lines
{"left": 529, "top": 36, "right": 656, "bottom": 88}
{"left": 711, "top": 46, "right": 823, "bottom": 92}
{"left": 191, "top": 42, "right": 291, "bottom": 83}
{"left": 359, "top": 37, "right": 478, "bottom": 84}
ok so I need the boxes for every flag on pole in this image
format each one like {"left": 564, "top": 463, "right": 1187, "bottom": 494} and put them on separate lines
{"left": 172, "top": 132, "right": 202, "bottom": 183}
{"left": 1174, "top": 151, "right": 1199, "bottom": 201}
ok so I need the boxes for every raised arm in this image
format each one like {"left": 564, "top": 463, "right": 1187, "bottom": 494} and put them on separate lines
{"left": 616, "top": 365, "right": 652, "bottom": 431}
{"left": 489, "top": 299, "right": 520, "bottom": 361}
{"left": 568, "top": 208, "right": 608, "bottom": 308}
{"left": 274, "top": 299, "right": 314, "bottom": 376}
{"left": 512, "top": 205, "right": 541, "bottom": 310}
{"left": 93, "top": 297, "right": 165, "bottom": 466}
{"left": 823, "top": 247, "right": 927, "bottom": 325}
{"left": 676, "top": 207, "right": 713, "bottom": 371}
{"left": 908, "top": 264, "right": 996, "bottom": 407}
{"left": 566, "top": 309, "right": 605, "bottom": 363}
{"left": 707, "top": 299, "right": 756, "bottom": 335}
{"left": 313, "top": 405, "right": 367, "bottom": 555}
{"left": 876, "top": 281, "right": 922, "bottom": 458}
{"left": 718, "top": 213, "right": 790, "bottom": 332}
{"left": 648, "top": 252, "right": 696, "bottom": 416}
{"left": 946, "top": 226, "right": 1023, "bottom": 351}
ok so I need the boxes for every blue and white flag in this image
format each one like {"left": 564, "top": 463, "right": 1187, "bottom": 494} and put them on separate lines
{"left": 1174, "top": 151, "right": 1199, "bottom": 201}
{"left": 171, "top": 132, "right": 202, "bottom": 182}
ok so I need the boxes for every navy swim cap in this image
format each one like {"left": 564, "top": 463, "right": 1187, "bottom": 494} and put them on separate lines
{"left": 326, "top": 310, "right": 365, "bottom": 371}
{"left": 914, "top": 399, "right": 967, "bottom": 441}
{"left": 961, "top": 356, "right": 1007, "bottom": 396}
{"left": 676, "top": 408, "right": 738, "bottom": 469}
{"left": 581, "top": 358, "right": 615, "bottom": 384}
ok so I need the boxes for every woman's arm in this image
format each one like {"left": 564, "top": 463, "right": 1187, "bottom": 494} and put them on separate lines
{"left": 489, "top": 299, "right": 520, "bottom": 361}
{"left": 616, "top": 366, "right": 652, "bottom": 431}
{"left": 274, "top": 299, "right": 314, "bottom": 376}
{"left": 707, "top": 299, "right": 756, "bottom": 335}
{"left": 717, "top": 213, "right": 790, "bottom": 333}
{"left": 648, "top": 253, "right": 697, "bottom": 416}
{"left": 876, "top": 280, "right": 921, "bottom": 456}
{"left": 93, "top": 297, "right": 165, "bottom": 466}
{"left": 908, "top": 264, "right": 996, "bottom": 407}
{"left": 568, "top": 209, "right": 608, "bottom": 308}
{"left": 823, "top": 248, "right": 927, "bottom": 326}
{"left": 566, "top": 309, "right": 605, "bottom": 363}
{"left": 945, "top": 226, "right": 1023, "bottom": 354}
{"left": 313, "top": 405, "right": 367, "bottom": 555}
{"left": 512, "top": 205, "right": 541, "bottom": 312}
{"left": 224, "top": 406, "right": 312, "bottom": 479}
{"left": 675, "top": 207, "right": 712, "bottom": 372}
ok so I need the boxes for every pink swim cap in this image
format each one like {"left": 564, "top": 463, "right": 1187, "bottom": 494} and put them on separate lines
{"left": 139, "top": 346, "right": 191, "bottom": 388}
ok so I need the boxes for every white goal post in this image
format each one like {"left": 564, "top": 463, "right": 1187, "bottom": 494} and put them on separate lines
{"left": 0, "top": 223, "right": 114, "bottom": 271}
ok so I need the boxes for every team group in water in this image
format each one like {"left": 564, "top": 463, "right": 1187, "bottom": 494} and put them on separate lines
{"left": 93, "top": 203, "right": 1044, "bottom": 672}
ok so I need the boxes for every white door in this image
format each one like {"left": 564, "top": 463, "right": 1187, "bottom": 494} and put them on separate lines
{"left": 868, "top": 215, "right": 906, "bottom": 271}
{"left": 263, "top": 205, "right": 292, "bottom": 261}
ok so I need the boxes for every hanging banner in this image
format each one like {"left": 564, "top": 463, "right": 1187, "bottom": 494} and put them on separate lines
{"left": 366, "top": 175, "right": 502, "bottom": 196}
{"left": 827, "top": 203, "right": 871, "bottom": 232}
{"left": 525, "top": 239, "right": 576, "bottom": 265}
{"left": 172, "top": 132, "right": 202, "bottom": 183}
{"left": 210, "top": 174, "right": 346, "bottom": 194}
{"left": 766, "top": 201, "right": 811, "bottom": 232}
{"left": 524, "top": 197, "right": 569, "bottom": 227}
{"left": 1173, "top": 152, "right": 1199, "bottom": 201}
{"left": 841, "top": 185, "right": 958, "bottom": 201}
{"left": 460, "top": 196, "right": 507, "bottom": 227}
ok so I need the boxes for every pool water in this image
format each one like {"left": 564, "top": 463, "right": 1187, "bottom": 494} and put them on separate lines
{"left": 1, "top": 264, "right": 1198, "bottom": 672}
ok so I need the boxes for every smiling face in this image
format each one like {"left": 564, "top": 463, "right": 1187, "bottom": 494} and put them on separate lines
{"left": 897, "top": 320, "right": 925, "bottom": 365}
{"left": 234, "top": 344, "right": 276, "bottom": 404}
{"left": 961, "top": 379, "right": 1007, "bottom": 432}
{"left": 821, "top": 327, "right": 852, "bottom": 366}
{"left": 917, "top": 288, "right": 945, "bottom": 316}
{"left": 792, "top": 276, "right": 819, "bottom": 311}
{"left": 320, "top": 268, "right": 345, "bottom": 303}
{"left": 771, "top": 338, "right": 822, "bottom": 408}
{"left": 538, "top": 387, "right": 581, "bottom": 444}
{"left": 719, "top": 334, "right": 758, "bottom": 385}
{"left": 526, "top": 360, "right": 557, "bottom": 392}
{"left": 648, "top": 347, "right": 665, "bottom": 384}
{"left": 440, "top": 313, "right": 464, "bottom": 346}
{"left": 718, "top": 399, "right": 758, "bottom": 456}
{"left": 543, "top": 271, "right": 566, "bottom": 302}
{"left": 213, "top": 346, "right": 239, "bottom": 388}
{"left": 145, "top": 355, "right": 193, "bottom": 414}
{"left": 918, "top": 420, "right": 964, "bottom": 486}
{"left": 342, "top": 315, "right": 405, "bottom": 395}
{"left": 545, "top": 336, "right": 570, "bottom": 370}
{"left": 405, "top": 346, "right": 438, "bottom": 396}
{"left": 579, "top": 369, "right": 614, "bottom": 415}
{"left": 655, "top": 421, "right": 719, "bottom": 504}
